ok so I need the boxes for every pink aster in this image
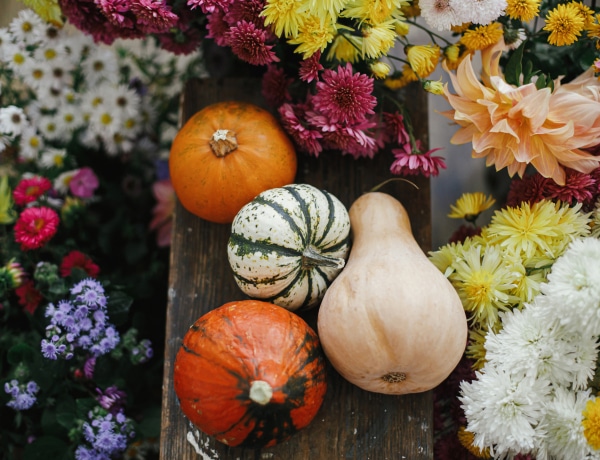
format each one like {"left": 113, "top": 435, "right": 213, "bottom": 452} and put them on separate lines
{"left": 226, "top": 20, "right": 279, "bottom": 66}
{"left": 69, "top": 167, "right": 99, "bottom": 199}
{"left": 15, "top": 280, "right": 43, "bottom": 315}
{"left": 96, "top": 0, "right": 135, "bottom": 29}
{"left": 299, "top": 51, "right": 324, "bottom": 83}
{"left": 13, "top": 176, "right": 52, "bottom": 206}
{"left": 149, "top": 179, "right": 175, "bottom": 247}
{"left": 205, "top": 8, "right": 230, "bottom": 46}
{"left": 130, "top": 0, "right": 179, "bottom": 34}
{"left": 60, "top": 250, "right": 100, "bottom": 278}
{"left": 225, "top": 0, "right": 270, "bottom": 33}
{"left": 261, "top": 64, "right": 293, "bottom": 108}
{"left": 383, "top": 111, "right": 411, "bottom": 145}
{"left": 390, "top": 141, "right": 446, "bottom": 177}
{"left": 14, "top": 206, "right": 60, "bottom": 251}
{"left": 312, "top": 62, "right": 376, "bottom": 125}
{"left": 505, "top": 173, "right": 550, "bottom": 207}
{"left": 278, "top": 102, "right": 323, "bottom": 157}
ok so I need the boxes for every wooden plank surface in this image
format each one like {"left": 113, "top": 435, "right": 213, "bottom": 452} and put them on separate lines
{"left": 160, "top": 77, "right": 433, "bottom": 460}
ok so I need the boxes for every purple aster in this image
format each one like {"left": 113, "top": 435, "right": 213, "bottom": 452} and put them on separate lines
{"left": 41, "top": 338, "right": 59, "bottom": 359}
{"left": 226, "top": 20, "right": 279, "bottom": 66}
{"left": 84, "top": 357, "right": 97, "bottom": 379}
{"left": 96, "top": 386, "right": 127, "bottom": 414}
{"left": 312, "top": 63, "right": 377, "bottom": 125}
{"left": 4, "top": 379, "right": 39, "bottom": 410}
{"left": 78, "top": 407, "right": 134, "bottom": 457}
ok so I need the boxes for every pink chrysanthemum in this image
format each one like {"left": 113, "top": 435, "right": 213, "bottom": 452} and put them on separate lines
{"left": 313, "top": 63, "right": 377, "bottom": 125}
{"left": 14, "top": 206, "right": 60, "bottom": 251}
{"left": 278, "top": 102, "right": 323, "bottom": 157}
{"left": 383, "top": 111, "right": 411, "bottom": 145}
{"left": 60, "top": 250, "right": 100, "bottom": 278}
{"left": 225, "top": 0, "right": 269, "bottom": 32}
{"left": 149, "top": 179, "right": 175, "bottom": 247}
{"left": 97, "top": 0, "right": 135, "bottom": 29}
{"left": 226, "top": 20, "right": 279, "bottom": 66}
{"left": 505, "top": 173, "right": 550, "bottom": 207}
{"left": 13, "top": 176, "right": 52, "bottom": 206}
{"left": 390, "top": 142, "right": 446, "bottom": 177}
{"left": 69, "top": 167, "right": 99, "bottom": 199}
{"left": 545, "top": 168, "right": 597, "bottom": 205}
{"left": 261, "top": 64, "right": 293, "bottom": 108}
{"left": 158, "top": 26, "right": 203, "bottom": 55}
{"left": 130, "top": 0, "right": 179, "bottom": 34}
{"left": 448, "top": 224, "right": 483, "bottom": 244}
{"left": 205, "top": 8, "right": 230, "bottom": 46}
{"left": 299, "top": 51, "right": 324, "bottom": 83}
{"left": 187, "top": 0, "right": 233, "bottom": 14}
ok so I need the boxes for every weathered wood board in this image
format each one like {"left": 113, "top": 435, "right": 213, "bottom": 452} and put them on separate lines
{"left": 160, "top": 77, "right": 433, "bottom": 460}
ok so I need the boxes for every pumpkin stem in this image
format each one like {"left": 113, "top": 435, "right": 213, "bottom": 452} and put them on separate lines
{"left": 249, "top": 380, "right": 273, "bottom": 405}
{"left": 209, "top": 129, "right": 238, "bottom": 157}
{"left": 302, "top": 246, "right": 345, "bottom": 270}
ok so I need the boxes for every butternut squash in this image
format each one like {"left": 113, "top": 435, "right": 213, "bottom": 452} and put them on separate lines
{"left": 317, "top": 192, "right": 467, "bottom": 395}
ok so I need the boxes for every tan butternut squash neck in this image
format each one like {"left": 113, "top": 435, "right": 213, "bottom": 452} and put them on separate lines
{"left": 349, "top": 192, "right": 413, "bottom": 239}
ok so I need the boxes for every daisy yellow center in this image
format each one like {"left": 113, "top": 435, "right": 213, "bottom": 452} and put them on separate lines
{"left": 29, "top": 137, "right": 40, "bottom": 148}
{"left": 44, "top": 49, "right": 57, "bottom": 60}
{"left": 64, "top": 114, "right": 74, "bottom": 123}
{"left": 33, "top": 69, "right": 44, "bottom": 80}
{"left": 100, "top": 113, "right": 112, "bottom": 125}
{"left": 93, "top": 61, "right": 104, "bottom": 72}
{"left": 92, "top": 97, "right": 103, "bottom": 107}
{"left": 124, "top": 119, "right": 136, "bottom": 129}
{"left": 583, "top": 399, "right": 600, "bottom": 449}
{"left": 463, "top": 272, "right": 493, "bottom": 307}
{"left": 21, "top": 22, "right": 33, "bottom": 33}
{"left": 14, "top": 53, "right": 25, "bottom": 65}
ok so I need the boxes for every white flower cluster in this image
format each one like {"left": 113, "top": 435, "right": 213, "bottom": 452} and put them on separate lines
{"left": 460, "top": 237, "right": 600, "bottom": 459}
{"left": 0, "top": 8, "right": 203, "bottom": 161}
{"left": 419, "top": 0, "right": 508, "bottom": 31}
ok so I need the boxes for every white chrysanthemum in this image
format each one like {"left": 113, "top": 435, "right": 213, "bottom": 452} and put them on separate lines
{"left": 0, "top": 105, "right": 28, "bottom": 137}
{"left": 18, "top": 127, "right": 44, "bottom": 161}
{"left": 450, "top": 0, "right": 506, "bottom": 26}
{"left": 418, "top": 0, "right": 460, "bottom": 31}
{"left": 486, "top": 301, "right": 598, "bottom": 390}
{"left": 541, "top": 238, "right": 600, "bottom": 337}
{"left": 38, "top": 148, "right": 67, "bottom": 169}
{"left": 81, "top": 46, "right": 119, "bottom": 86}
{"left": 54, "top": 170, "right": 77, "bottom": 195}
{"left": 542, "top": 387, "right": 594, "bottom": 460}
{"left": 8, "top": 8, "right": 44, "bottom": 46}
{"left": 460, "top": 365, "right": 549, "bottom": 457}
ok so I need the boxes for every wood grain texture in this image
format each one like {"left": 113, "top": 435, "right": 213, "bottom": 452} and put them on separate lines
{"left": 160, "top": 77, "right": 433, "bottom": 460}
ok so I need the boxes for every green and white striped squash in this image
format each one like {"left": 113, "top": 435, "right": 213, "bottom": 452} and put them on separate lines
{"left": 227, "top": 183, "right": 351, "bottom": 311}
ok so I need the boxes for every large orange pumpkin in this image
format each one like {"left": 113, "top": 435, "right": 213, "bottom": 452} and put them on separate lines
{"left": 169, "top": 100, "right": 297, "bottom": 223}
{"left": 173, "top": 300, "right": 327, "bottom": 448}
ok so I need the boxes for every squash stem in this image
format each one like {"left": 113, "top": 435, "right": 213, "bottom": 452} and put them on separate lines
{"left": 302, "top": 246, "right": 345, "bottom": 270}
{"left": 249, "top": 380, "right": 273, "bottom": 405}
{"left": 209, "top": 129, "right": 238, "bottom": 157}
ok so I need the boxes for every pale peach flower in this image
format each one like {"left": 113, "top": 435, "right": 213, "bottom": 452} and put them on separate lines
{"left": 441, "top": 40, "right": 600, "bottom": 185}
{"left": 149, "top": 178, "right": 175, "bottom": 247}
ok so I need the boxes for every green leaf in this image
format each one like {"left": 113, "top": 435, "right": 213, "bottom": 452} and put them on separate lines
{"left": 107, "top": 290, "right": 133, "bottom": 326}
{"left": 504, "top": 42, "right": 525, "bottom": 86}
{"left": 136, "top": 404, "right": 162, "bottom": 438}
{"left": 7, "top": 342, "right": 37, "bottom": 366}
{"left": 22, "top": 436, "right": 69, "bottom": 460}
{"left": 55, "top": 397, "right": 77, "bottom": 430}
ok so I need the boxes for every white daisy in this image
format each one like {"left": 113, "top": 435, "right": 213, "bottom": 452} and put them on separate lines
{"left": 418, "top": 0, "right": 460, "bottom": 31}
{"left": 450, "top": 0, "right": 507, "bottom": 26}
{"left": 33, "top": 85, "right": 63, "bottom": 111}
{"left": 53, "top": 169, "right": 77, "bottom": 194}
{"left": 3, "top": 41, "right": 30, "bottom": 73}
{"left": 19, "top": 59, "right": 51, "bottom": 92}
{"left": 0, "top": 105, "right": 28, "bottom": 137}
{"left": 18, "top": 126, "right": 44, "bottom": 161}
{"left": 8, "top": 9, "right": 44, "bottom": 46}
{"left": 81, "top": 46, "right": 120, "bottom": 86}
{"left": 62, "top": 33, "right": 94, "bottom": 67}
{"left": 38, "top": 148, "right": 67, "bottom": 169}
{"left": 0, "top": 27, "right": 13, "bottom": 61}
{"left": 110, "top": 84, "right": 142, "bottom": 121}
{"left": 36, "top": 114, "right": 62, "bottom": 141}
{"left": 542, "top": 387, "right": 594, "bottom": 460}
{"left": 55, "top": 103, "right": 85, "bottom": 138}
{"left": 460, "top": 365, "right": 549, "bottom": 457}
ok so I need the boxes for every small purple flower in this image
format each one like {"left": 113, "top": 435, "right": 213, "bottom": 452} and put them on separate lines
{"left": 76, "top": 406, "right": 134, "bottom": 457}
{"left": 41, "top": 338, "right": 59, "bottom": 360}
{"left": 4, "top": 379, "right": 39, "bottom": 410}
{"left": 96, "top": 386, "right": 127, "bottom": 414}
{"left": 69, "top": 167, "right": 99, "bottom": 199}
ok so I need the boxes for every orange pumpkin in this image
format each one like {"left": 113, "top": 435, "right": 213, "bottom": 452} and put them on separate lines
{"left": 173, "top": 300, "right": 327, "bottom": 448}
{"left": 169, "top": 100, "right": 297, "bottom": 223}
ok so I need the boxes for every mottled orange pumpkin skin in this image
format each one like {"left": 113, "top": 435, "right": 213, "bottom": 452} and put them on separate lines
{"left": 169, "top": 101, "right": 297, "bottom": 224}
{"left": 173, "top": 300, "right": 327, "bottom": 448}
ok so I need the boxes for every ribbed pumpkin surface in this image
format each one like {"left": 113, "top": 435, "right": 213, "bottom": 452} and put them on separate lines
{"left": 173, "top": 300, "right": 328, "bottom": 448}
{"left": 227, "top": 184, "right": 351, "bottom": 311}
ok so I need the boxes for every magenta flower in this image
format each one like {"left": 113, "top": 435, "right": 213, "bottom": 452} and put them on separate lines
{"left": 205, "top": 7, "right": 230, "bottom": 46}
{"left": 226, "top": 20, "right": 279, "bottom": 66}
{"left": 299, "top": 51, "right": 324, "bottom": 82}
{"left": 261, "top": 64, "right": 293, "bottom": 108}
{"left": 69, "top": 167, "right": 99, "bottom": 198}
{"left": 383, "top": 111, "right": 411, "bottom": 145}
{"left": 278, "top": 103, "right": 323, "bottom": 157}
{"left": 312, "top": 62, "right": 377, "bottom": 125}
{"left": 390, "top": 141, "right": 446, "bottom": 178}
{"left": 13, "top": 176, "right": 52, "bottom": 206}
{"left": 225, "top": 0, "right": 270, "bottom": 32}
{"left": 14, "top": 206, "right": 60, "bottom": 250}
{"left": 130, "top": 0, "right": 179, "bottom": 34}
{"left": 149, "top": 179, "right": 175, "bottom": 247}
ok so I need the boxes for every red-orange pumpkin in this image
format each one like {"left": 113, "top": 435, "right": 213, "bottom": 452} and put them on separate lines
{"left": 169, "top": 100, "right": 297, "bottom": 223}
{"left": 173, "top": 300, "right": 327, "bottom": 448}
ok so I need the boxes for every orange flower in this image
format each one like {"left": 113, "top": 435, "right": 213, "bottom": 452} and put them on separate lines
{"left": 441, "top": 40, "right": 600, "bottom": 185}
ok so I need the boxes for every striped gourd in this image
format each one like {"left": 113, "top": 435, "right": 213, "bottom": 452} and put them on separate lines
{"left": 227, "top": 184, "right": 351, "bottom": 311}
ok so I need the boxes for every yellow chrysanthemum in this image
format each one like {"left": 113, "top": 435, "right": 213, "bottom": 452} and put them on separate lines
{"left": 401, "top": 1, "right": 420, "bottom": 18}
{"left": 394, "top": 18, "right": 410, "bottom": 36}
{"left": 361, "top": 20, "right": 397, "bottom": 59}
{"left": 485, "top": 200, "right": 591, "bottom": 260}
{"left": 261, "top": 0, "right": 305, "bottom": 38}
{"left": 428, "top": 238, "right": 479, "bottom": 278}
{"left": 448, "top": 192, "right": 496, "bottom": 222}
{"left": 451, "top": 244, "right": 519, "bottom": 329}
{"left": 465, "top": 328, "right": 490, "bottom": 370}
{"left": 422, "top": 79, "right": 444, "bottom": 95}
{"left": 583, "top": 398, "right": 600, "bottom": 450}
{"left": 587, "top": 14, "right": 600, "bottom": 39}
{"left": 326, "top": 32, "right": 362, "bottom": 62}
{"left": 0, "top": 175, "right": 16, "bottom": 225}
{"left": 443, "top": 45, "right": 472, "bottom": 72}
{"left": 300, "top": 0, "right": 349, "bottom": 22}
{"left": 341, "top": 0, "right": 408, "bottom": 25}
{"left": 383, "top": 63, "right": 419, "bottom": 89}
{"left": 501, "top": 252, "right": 544, "bottom": 306}
{"left": 505, "top": 0, "right": 541, "bottom": 22}
{"left": 544, "top": 3, "right": 586, "bottom": 46}
{"left": 572, "top": 1, "right": 595, "bottom": 28}
{"left": 458, "top": 426, "right": 491, "bottom": 458}
{"left": 405, "top": 44, "right": 441, "bottom": 78}
{"left": 369, "top": 61, "right": 391, "bottom": 78}
{"left": 21, "top": 0, "right": 63, "bottom": 26}
{"left": 288, "top": 14, "right": 337, "bottom": 58}
{"left": 460, "top": 22, "right": 504, "bottom": 51}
